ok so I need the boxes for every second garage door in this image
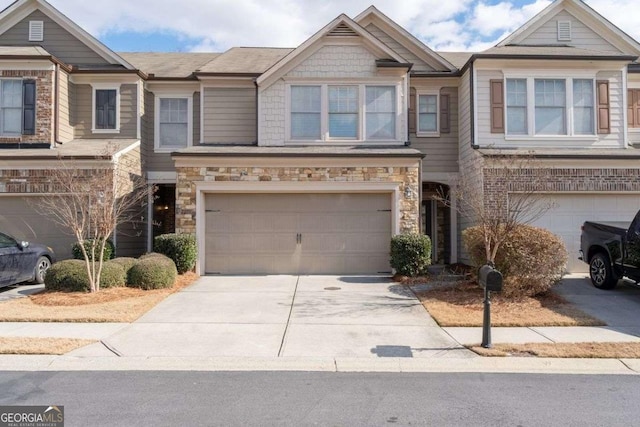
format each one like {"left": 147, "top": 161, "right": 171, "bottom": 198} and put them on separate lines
{"left": 204, "top": 193, "right": 392, "bottom": 275}
{"left": 0, "top": 195, "right": 76, "bottom": 260}
{"left": 522, "top": 194, "right": 640, "bottom": 273}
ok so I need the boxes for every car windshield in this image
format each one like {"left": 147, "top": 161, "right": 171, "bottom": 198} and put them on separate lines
{"left": 0, "top": 233, "right": 16, "bottom": 249}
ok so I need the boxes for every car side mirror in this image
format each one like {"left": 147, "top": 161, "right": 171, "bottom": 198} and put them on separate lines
{"left": 18, "top": 241, "right": 29, "bottom": 250}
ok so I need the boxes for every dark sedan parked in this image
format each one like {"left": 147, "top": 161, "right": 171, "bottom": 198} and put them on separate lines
{"left": 0, "top": 232, "right": 55, "bottom": 288}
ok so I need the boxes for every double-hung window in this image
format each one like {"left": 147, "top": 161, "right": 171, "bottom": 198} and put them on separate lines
{"left": 154, "top": 94, "right": 193, "bottom": 152}
{"left": 0, "top": 79, "right": 35, "bottom": 137}
{"left": 328, "top": 86, "right": 358, "bottom": 138}
{"left": 92, "top": 84, "right": 120, "bottom": 133}
{"left": 289, "top": 84, "right": 398, "bottom": 142}
{"left": 505, "top": 77, "right": 595, "bottom": 137}
{"left": 0, "top": 80, "right": 23, "bottom": 136}
{"left": 417, "top": 93, "right": 438, "bottom": 135}
{"left": 365, "top": 86, "right": 395, "bottom": 139}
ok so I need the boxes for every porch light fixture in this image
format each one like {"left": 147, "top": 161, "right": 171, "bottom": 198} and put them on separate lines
{"left": 404, "top": 186, "right": 413, "bottom": 199}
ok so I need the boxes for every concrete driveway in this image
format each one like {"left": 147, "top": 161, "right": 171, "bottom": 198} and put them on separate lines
{"left": 76, "top": 275, "right": 472, "bottom": 359}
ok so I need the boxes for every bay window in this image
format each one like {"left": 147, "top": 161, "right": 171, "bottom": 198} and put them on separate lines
{"left": 288, "top": 83, "right": 398, "bottom": 142}
{"left": 505, "top": 77, "right": 596, "bottom": 137}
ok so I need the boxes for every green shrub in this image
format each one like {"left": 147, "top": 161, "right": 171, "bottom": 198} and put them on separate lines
{"left": 463, "top": 224, "right": 567, "bottom": 298}
{"left": 72, "top": 239, "right": 115, "bottom": 261}
{"left": 110, "top": 257, "right": 139, "bottom": 277}
{"left": 45, "top": 259, "right": 126, "bottom": 292}
{"left": 127, "top": 256, "right": 177, "bottom": 290}
{"left": 154, "top": 233, "right": 197, "bottom": 274}
{"left": 390, "top": 234, "right": 432, "bottom": 277}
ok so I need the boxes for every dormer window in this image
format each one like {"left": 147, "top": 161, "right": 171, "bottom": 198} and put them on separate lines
{"left": 29, "top": 21, "right": 44, "bottom": 42}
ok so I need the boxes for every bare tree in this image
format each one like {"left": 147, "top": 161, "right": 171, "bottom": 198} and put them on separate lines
{"left": 436, "top": 152, "right": 554, "bottom": 266}
{"left": 35, "top": 146, "right": 151, "bottom": 292}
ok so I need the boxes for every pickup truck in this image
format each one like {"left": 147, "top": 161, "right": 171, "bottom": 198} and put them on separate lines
{"left": 580, "top": 210, "right": 640, "bottom": 289}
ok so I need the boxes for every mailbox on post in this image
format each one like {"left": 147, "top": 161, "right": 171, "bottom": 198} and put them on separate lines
{"left": 478, "top": 265, "right": 503, "bottom": 292}
{"left": 478, "top": 264, "right": 503, "bottom": 348}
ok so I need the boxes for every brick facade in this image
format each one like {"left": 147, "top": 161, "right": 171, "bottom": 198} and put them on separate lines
{"left": 0, "top": 70, "right": 53, "bottom": 145}
{"left": 175, "top": 164, "right": 420, "bottom": 235}
{"left": 482, "top": 166, "right": 640, "bottom": 214}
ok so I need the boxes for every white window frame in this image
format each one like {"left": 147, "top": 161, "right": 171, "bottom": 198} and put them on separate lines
{"left": 153, "top": 92, "right": 193, "bottom": 153}
{"left": 416, "top": 91, "right": 439, "bottom": 137}
{"left": 503, "top": 73, "right": 598, "bottom": 140}
{"left": 91, "top": 83, "right": 121, "bottom": 134}
{"left": 285, "top": 81, "right": 402, "bottom": 144}
{"left": 0, "top": 78, "right": 23, "bottom": 137}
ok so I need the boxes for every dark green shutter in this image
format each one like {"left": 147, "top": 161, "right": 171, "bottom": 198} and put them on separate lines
{"left": 22, "top": 79, "right": 36, "bottom": 135}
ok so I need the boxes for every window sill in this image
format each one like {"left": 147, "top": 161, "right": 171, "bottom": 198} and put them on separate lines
{"left": 154, "top": 147, "right": 188, "bottom": 154}
{"left": 285, "top": 140, "right": 405, "bottom": 146}
{"left": 504, "top": 135, "right": 599, "bottom": 142}
{"left": 416, "top": 132, "right": 440, "bottom": 138}
{"left": 92, "top": 129, "right": 120, "bottom": 134}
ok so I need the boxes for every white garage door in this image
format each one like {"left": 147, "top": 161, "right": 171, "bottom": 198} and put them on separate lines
{"left": 0, "top": 196, "right": 76, "bottom": 259}
{"left": 204, "top": 193, "right": 392, "bottom": 275}
{"left": 523, "top": 194, "right": 640, "bottom": 273}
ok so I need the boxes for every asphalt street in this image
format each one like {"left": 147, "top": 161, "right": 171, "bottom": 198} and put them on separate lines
{"left": 1, "top": 371, "right": 639, "bottom": 426}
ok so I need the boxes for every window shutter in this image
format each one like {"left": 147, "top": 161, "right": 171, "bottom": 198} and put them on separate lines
{"left": 490, "top": 80, "right": 504, "bottom": 134}
{"left": 22, "top": 79, "right": 36, "bottom": 135}
{"left": 596, "top": 80, "right": 610, "bottom": 134}
{"left": 440, "top": 93, "right": 450, "bottom": 134}
{"left": 628, "top": 89, "right": 635, "bottom": 128}
{"left": 408, "top": 88, "right": 416, "bottom": 134}
{"left": 107, "top": 90, "right": 117, "bottom": 129}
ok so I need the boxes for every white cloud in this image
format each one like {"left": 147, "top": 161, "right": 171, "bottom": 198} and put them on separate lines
{"left": 0, "top": 0, "right": 637, "bottom": 52}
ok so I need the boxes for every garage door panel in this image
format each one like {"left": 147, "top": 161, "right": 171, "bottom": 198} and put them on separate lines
{"left": 0, "top": 196, "right": 76, "bottom": 260}
{"left": 204, "top": 193, "right": 392, "bottom": 275}
{"left": 519, "top": 194, "right": 640, "bottom": 273}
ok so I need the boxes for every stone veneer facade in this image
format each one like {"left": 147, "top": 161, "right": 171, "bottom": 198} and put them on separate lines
{"left": 175, "top": 164, "right": 420, "bottom": 235}
{"left": 0, "top": 70, "right": 53, "bottom": 145}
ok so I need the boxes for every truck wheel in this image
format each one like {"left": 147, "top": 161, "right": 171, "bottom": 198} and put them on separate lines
{"left": 589, "top": 253, "right": 617, "bottom": 290}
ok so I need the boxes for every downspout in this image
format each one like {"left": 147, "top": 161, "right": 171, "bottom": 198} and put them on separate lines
{"left": 254, "top": 78, "right": 259, "bottom": 145}
{"left": 53, "top": 63, "right": 60, "bottom": 148}
{"left": 470, "top": 60, "right": 477, "bottom": 149}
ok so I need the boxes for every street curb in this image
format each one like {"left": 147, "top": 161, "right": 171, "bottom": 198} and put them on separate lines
{"left": 0, "top": 355, "right": 637, "bottom": 375}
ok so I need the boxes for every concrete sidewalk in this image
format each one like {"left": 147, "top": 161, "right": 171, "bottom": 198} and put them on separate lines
{"left": 2, "top": 274, "right": 640, "bottom": 374}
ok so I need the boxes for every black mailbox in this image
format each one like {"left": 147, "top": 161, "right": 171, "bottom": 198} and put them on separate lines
{"left": 478, "top": 265, "right": 503, "bottom": 292}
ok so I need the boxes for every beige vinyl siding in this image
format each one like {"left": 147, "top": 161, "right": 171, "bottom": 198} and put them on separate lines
{"left": 203, "top": 87, "right": 256, "bottom": 144}
{"left": 143, "top": 90, "right": 201, "bottom": 172}
{"left": 73, "top": 83, "right": 138, "bottom": 139}
{"left": 57, "top": 69, "right": 73, "bottom": 142}
{"left": 520, "top": 10, "right": 622, "bottom": 53}
{"left": 476, "top": 70, "right": 506, "bottom": 146}
{"left": 457, "top": 68, "right": 483, "bottom": 263}
{"left": 142, "top": 89, "right": 172, "bottom": 171}
{"left": 364, "top": 23, "right": 434, "bottom": 72}
{"left": 0, "top": 10, "right": 109, "bottom": 65}
{"left": 410, "top": 86, "right": 458, "bottom": 173}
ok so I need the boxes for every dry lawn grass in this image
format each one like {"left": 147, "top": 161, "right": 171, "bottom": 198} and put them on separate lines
{"left": 471, "top": 342, "right": 640, "bottom": 359}
{"left": 0, "top": 272, "right": 198, "bottom": 323}
{"left": 0, "top": 337, "right": 95, "bottom": 355}
{"left": 415, "top": 280, "right": 604, "bottom": 327}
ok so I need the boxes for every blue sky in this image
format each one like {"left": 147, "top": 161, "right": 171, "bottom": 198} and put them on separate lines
{"left": 6, "top": 0, "right": 640, "bottom": 52}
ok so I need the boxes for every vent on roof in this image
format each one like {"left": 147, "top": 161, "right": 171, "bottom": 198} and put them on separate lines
{"left": 557, "top": 20, "right": 571, "bottom": 42}
{"left": 29, "top": 21, "right": 44, "bottom": 42}
{"left": 328, "top": 23, "right": 358, "bottom": 37}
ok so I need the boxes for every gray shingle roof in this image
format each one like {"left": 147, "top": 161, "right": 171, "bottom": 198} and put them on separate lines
{"left": 198, "top": 47, "right": 294, "bottom": 74}
{"left": 436, "top": 51, "right": 473, "bottom": 69}
{"left": 118, "top": 52, "right": 221, "bottom": 78}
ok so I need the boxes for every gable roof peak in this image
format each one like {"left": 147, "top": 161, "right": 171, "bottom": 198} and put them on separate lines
{"left": 497, "top": 0, "right": 640, "bottom": 55}
{"left": 0, "top": 0, "right": 135, "bottom": 69}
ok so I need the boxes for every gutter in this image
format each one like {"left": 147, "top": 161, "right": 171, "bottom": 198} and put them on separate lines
{"left": 171, "top": 151, "right": 426, "bottom": 159}
{"left": 470, "top": 61, "right": 476, "bottom": 149}
{"left": 53, "top": 63, "right": 59, "bottom": 148}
